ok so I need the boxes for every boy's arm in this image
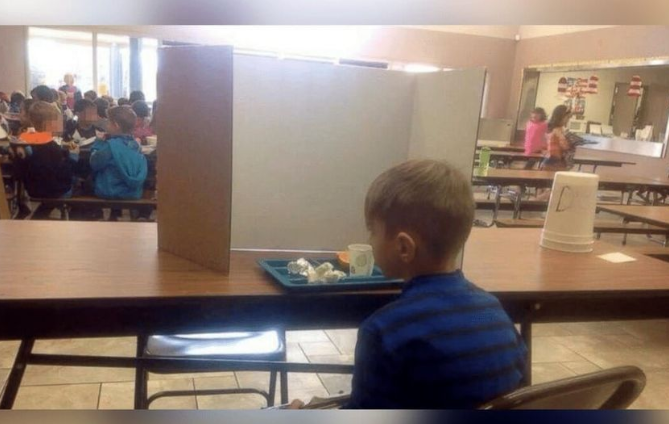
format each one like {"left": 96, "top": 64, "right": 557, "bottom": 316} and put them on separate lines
{"left": 345, "top": 326, "right": 401, "bottom": 409}
{"left": 90, "top": 141, "right": 112, "bottom": 171}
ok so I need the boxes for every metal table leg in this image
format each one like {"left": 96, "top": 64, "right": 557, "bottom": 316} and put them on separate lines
{"left": 134, "top": 335, "right": 149, "bottom": 410}
{"left": 0, "top": 339, "right": 35, "bottom": 409}
{"left": 520, "top": 319, "right": 532, "bottom": 387}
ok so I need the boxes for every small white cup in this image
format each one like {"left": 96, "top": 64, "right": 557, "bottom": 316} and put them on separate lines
{"left": 348, "top": 244, "right": 374, "bottom": 277}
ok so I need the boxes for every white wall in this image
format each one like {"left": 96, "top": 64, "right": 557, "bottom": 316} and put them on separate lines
{"left": 409, "top": 69, "right": 486, "bottom": 176}
{"left": 230, "top": 56, "right": 484, "bottom": 250}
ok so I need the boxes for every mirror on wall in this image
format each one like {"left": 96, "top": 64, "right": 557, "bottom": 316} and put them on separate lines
{"left": 516, "top": 60, "right": 669, "bottom": 158}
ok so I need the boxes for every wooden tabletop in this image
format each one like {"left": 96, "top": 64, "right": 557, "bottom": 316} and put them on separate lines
{"left": 473, "top": 169, "right": 669, "bottom": 190}
{"left": 598, "top": 205, "right": 669, "bottom": 229}
{"left": 1, "top": 221, "right": 668, "bottom": 302}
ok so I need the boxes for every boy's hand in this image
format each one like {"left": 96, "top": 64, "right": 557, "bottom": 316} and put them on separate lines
{"left": 286, "top": 399, "right": 305, "bottom": 409}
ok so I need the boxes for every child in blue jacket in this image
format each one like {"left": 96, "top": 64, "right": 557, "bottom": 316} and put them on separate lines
{"left": 90, "top": 106, "right": 147, "bottom": 200}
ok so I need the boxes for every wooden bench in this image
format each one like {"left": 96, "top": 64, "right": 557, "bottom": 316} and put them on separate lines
{"left": 476, "top": 198, "right": 549, "bottom": 212}
{"left": 494, "top": 218, "right": 669, "bottom": 245}
{"left": 30, "top": 191, "right": 157, "bottom": 221}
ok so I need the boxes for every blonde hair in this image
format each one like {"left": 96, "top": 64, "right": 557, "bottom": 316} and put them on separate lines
{"left": 365, "top": 159, "right": 475, "bottom": 259}
{"left": 28, "top": 101, "right": 60, "bottom": 132}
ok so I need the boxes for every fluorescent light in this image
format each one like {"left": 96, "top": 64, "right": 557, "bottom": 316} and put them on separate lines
{"left": 403, "top": 63, "right": 441, "bottom": 73}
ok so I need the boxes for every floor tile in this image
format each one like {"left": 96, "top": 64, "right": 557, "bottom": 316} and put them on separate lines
{"left": 560, "top": 361, "right": 602, "bottom": 375}
{"left": 533, "top": 323, "right": 574, "bottom": 337}
{"left": 299, "top": 341, "right": 341, "bottom": 357}
{"left": 287, "top": 343, "right": 309, "bottom": 363}
{"left": 13, "top": 383, "right": 101, "bottom": 410}
{"left": 549, "top": 334, "right": 643, "bottom": 354}
{"left": 318, "top": 374, "right": 352, "bottom": 396}
{"left": 98, "top": 378, "right": 196, "bottom": 410}
{"left": 286, "top": 331, "right": 329, "bottom": 343}
{"left": 235, "top": 370, "right": 328, "bottom": 404}
{"left": 0, "top": 341, "right": 20, "bottom": 368}
{"left": 578, "top": 347, "right": 669, "bottom": 371}
{"left": 306, "top": 354, "right": 355, "bottom": 365}
{"left": 630, "top": 370, "right": 669, "bottom": 410}
{"left": 532, "top": 337, "right": 584, "bottom": 363}
{"left": 531, "top": 363, "right": 577, "bottom": 385}
{"left": 194, "top": 375, "right": 267, "bottom": 409}
{"left": 21, "top": 364, "right": 136, "bottom": 386}
{"left": 33, "top": 337, "right": 136, "bottom": 357}
{"left": 558, "top": 322, "right": 629, "bottom": 336}
{"left": 0, "top": 368, "right": 9, "bottom": 389}
{"left": 324, "top": 329, "right": 358, "bottom": 355}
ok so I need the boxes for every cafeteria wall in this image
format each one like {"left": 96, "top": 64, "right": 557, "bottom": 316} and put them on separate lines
{"left": 509, "top": 26, "right": 669, "bottom": 180}
{"left": 0, "top": 26, "right": 27, "bottom": 94}
{"left": 230, "top": 56, "right": 484, "bottom": 250}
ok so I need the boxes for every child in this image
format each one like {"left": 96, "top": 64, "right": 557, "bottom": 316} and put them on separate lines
{"left": 84, "top": 90, "right": 97, "bottom": 101}
{"left": 129, "top": 90, "right": 145, "bottom": 104}
{"left": 30, "top": 85, "right": 55, "bottom": 103}
{"left": 63, "top": 99, "right": 100, "bottom": 142}
{"left": 12, "top": 101, "right": 77, "bottom": 219}
{"left": 90, "top": 106, "right": 147, "bottom": 201}
{"left": 541, "top": 105, "right": 573, "bottom": 171}
{"left": 59, "top": 73, "right": 82, "bottom": 110}
{"left": 9, "top": 91, "right": 25, "bottom": 113}
{"left": 524, "top": 107, "right": 547, "bottom": 155}
{"left": 131, "top": 100, "right": 154, "bottom": 144}
{"left": 291, "top": 160, "right": 527, "bottom": 409}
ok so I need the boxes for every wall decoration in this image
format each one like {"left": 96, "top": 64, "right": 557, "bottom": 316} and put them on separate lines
{"left": 558, "top": 77, "right": 568, "bottom": 94}
{"left": 587, "top": 75, "right": 599, "bottom": 94}
{"left": 627, "top": 75, "right": 642, "bottom": 97}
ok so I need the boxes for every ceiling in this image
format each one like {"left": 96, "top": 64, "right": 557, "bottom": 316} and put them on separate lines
{"left": 407, "top": 25, "right": 616, "bottom": 40}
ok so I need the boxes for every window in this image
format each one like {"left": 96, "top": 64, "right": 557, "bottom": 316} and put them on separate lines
{"left": 141, "top": 38, "right": 159, "bottom": 103}
{"left": 28, "top": 27, "right": 158, "bottom": 103}
{"left": 28, "top": 27, "right": 94, "bottom": 93}
{"left": 97, "top": 34, "right": 130, "bottom": 99}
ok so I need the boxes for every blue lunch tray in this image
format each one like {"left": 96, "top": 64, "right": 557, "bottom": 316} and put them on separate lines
{"left": 258, "top": 258, "right": 404, "bottom": 293}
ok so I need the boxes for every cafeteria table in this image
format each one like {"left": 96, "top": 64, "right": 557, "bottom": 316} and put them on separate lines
{"left": 1, "top": 222, "right": 669, "bottom": 408}
{"left": 473, "top": 169, "right": 669, "bottom": 220}
{"left": 481, "top": 151, "right": 637, "bottom": 172}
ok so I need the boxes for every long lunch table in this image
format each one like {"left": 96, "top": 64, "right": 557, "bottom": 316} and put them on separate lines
{"left": 598, "top": 205, "right": 669, "bottom": 247}
{"left": 482, "top": 151, "right": 637, "bottom": 172}
{"left": 473, "top": 169, "right": 669, "bottom": 220}
{"left": 1, "top": 221, "right": 669, "bottom": 408}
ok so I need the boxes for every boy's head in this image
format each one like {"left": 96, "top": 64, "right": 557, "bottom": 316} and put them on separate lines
{"left": 94, "top": 97, "right": 110, "bottom": 118}
{"left": 28, "top": 101, "right": 62, "bottom": 134}
{"left": 31, "top": 85, "right": 55, "bottom": 103}
{"left": 131, "top": 100, "right": 150, "bottom": 119}
{"left": 117, "top": 97, "right": 130, "bottom": 107}
{"left": 129, "top": 90, "right": 145, "bottom": 104}
{"left": 10, "top": 91, "right": 25, "bottom": 105}
{"left": 73, "top": 99, "right": 98, "bottom": 126}
{"left": 64, "top": 73, "right": 74, "bottom": 86}
{"left": 107, "top": 106, "right": 137, "bottom": 135}
{"left": 84, "top": 90, "right": 97, "bottom": 101}
{"left": 364, "top": 160, "right": 475, "bottom": 279}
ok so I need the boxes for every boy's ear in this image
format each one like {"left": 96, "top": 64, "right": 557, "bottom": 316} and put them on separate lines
{"left": 395, "top": 232, "right": 416, "bottom": 264}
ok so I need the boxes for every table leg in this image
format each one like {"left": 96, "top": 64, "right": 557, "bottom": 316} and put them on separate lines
{"left": 492, "top": 185, "right": 502, "bottom": 223}
{"left": 513, "top": 185, "right": 526, "bottom": 219}
{"left": 592, "top": 165, "right": 598, "bottom": 173}
{"left": 0, "top": 339, "right": 34, "bottom": 409}
{"left": 520, "top": 320, "right": 532, "bottom": 387}
{"left": 134, "top": 335, "right": 149, "bottom": 410}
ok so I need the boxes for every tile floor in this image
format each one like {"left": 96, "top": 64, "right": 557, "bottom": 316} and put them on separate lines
{"left": 2, "top": 319, "right": 669, "bottom": 409}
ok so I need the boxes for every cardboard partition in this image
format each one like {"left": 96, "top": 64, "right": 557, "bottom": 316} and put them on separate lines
{"left": 156, "top": 45, "right": 234, "bottom": 273}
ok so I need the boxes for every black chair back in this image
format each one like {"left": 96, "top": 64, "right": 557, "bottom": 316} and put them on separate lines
{"left": 480, "top": 366, "right": 646, "bottom": 410}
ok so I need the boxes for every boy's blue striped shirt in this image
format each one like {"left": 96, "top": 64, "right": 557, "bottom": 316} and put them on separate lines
{"left": 346, "top": 271, "right": 527, "bottom": 409}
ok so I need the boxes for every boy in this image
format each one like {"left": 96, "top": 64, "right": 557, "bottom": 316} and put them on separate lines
{"left": 293, "top": 160, "right": 527, "bottom": 409}
{"left": 131, "top": 100, "right": 154, "bottom": 144}
{"left": 63, "top": 99, "right": 100, "bottom": 142}
{"left": 90, "top": 106, "right": 147, "bottom": 201}
{"left": 12, "top": 101, "right": 77, "bottom": 219}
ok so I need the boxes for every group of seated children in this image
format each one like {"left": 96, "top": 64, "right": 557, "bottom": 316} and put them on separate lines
{"left": 8, "top": 87, "right": 152, "bottom": 220}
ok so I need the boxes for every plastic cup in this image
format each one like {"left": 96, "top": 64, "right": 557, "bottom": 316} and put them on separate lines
{"left": 348, "top": 244, "right": 374, "bottom": 277}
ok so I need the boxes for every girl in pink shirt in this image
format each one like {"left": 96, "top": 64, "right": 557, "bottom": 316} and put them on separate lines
{"left": 524, "top": 107, "right": 548, "bottom": 155}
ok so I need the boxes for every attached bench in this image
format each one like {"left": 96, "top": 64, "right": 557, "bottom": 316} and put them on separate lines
{"left": 628, "top": 245, "right": 669, "bottom": 263}
{"left": 494, "top": 218, "right": 669, "bottom": 245}
{"left": 30, "top": 191, "right": 157, "bottom": 221}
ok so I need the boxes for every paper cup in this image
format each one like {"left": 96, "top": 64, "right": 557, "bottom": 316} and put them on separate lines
{"left": 540, "top": 172, "right": 599, "bottom": 253}
{"left": 348, "top": 244, "right": 374, "bottom": 277}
